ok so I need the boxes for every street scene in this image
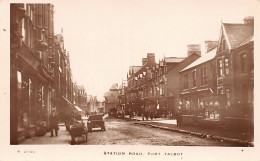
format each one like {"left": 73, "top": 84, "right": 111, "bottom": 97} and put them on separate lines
{"left": 22, "top": 116, "right": 238, "bottom": 146}
{"left": 10, "top": 1, "right": 254, "bottom": 147}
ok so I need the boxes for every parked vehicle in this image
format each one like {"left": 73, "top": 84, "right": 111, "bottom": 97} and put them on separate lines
{"left": 87, "top": 115, "right": 105, "bottom": 131}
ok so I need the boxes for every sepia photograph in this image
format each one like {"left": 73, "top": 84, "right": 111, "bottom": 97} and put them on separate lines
{"left": 1, "top": 0, "right": 260, "bottom": 160}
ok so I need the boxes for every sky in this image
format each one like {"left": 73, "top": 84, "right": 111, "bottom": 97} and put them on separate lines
{"left": 51, "top": 0, "right": 258, "bottom": 99}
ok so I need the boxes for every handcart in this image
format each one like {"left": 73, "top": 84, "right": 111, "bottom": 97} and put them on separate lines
{"left": 70, "top": 121, "right": 88, "bottom": 145}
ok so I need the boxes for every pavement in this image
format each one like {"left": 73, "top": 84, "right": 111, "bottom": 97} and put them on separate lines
{"left": 21, "top": 124, "right": 85, "bottom": 145}
{"left": 124, "top": 115, "right": 254, "bottom": 147}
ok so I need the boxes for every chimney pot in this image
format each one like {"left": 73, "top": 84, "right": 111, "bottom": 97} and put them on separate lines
{"left": 243, "top": 16, "right": 254, "bottom": 25}
{"left": 205, "top": 41, "right": 218, "bottom": 52}
{"left": 187, "top": 44, "right": 201, "bottom": 57}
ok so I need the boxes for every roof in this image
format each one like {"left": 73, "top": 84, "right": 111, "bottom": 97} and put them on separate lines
{"left": 223, "top": 23, "right": 253, "bottom": 49}
{"left": 180, "top": 48, "right": 217, "bottom": 72}
{"left": 132, "top": 66, "right": 141, "bottom": 73}
{"left": 236, "top": 35, "right": 254, "bottom": 48}
{"left": 165, "top": 57, "right": 185, "bottom": 63}
{"left": 78, "top": 85, "right": 85, "bottom": 90}
{"left": 110, "top": 83, "right": 118, "bottom": 90}
{"left": 74, "top": 106, "right": 83, "bottom": 112}
{"left": 55, "top": 34, "right": 63, "bottom": 43}
{"left": 129, "top": 66, "right": 142, "bottom": 75}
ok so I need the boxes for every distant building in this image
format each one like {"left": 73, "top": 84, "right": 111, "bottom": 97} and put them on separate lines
{"left": 54, "top": 32, "right": 76, "bottom": 120}
{"left": 159, "top": 50, "right": 200, "bottom": 116}
{"left": 118, "top": 80, "right": 127, "bottom": 112}
{"left": 73, "top": 83, "right": 87, "bottom": 113}
{"left": 104, "top": 83, "right": 120, "bottom": 113}
{"left": 125, "top": 52, "right": 200, "bottom": 117}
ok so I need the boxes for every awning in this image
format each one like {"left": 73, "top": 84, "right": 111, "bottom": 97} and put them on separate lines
{"left": 74, "top": 106, "right": 83, "bottom": 112}
{"left": 60, "top": 96, "right": 79, "bottom": 112}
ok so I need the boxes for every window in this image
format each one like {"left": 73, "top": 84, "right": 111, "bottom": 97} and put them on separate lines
{"left": 240, "top": 53, "right": 247, "bottom": 73}
{"left": 201, "top": 67, "right": 207, "bottom": 86}
{"left": 192, "top": 71, "right": 196, "bottom": 87}
{"left": 218, "top": 88, "right": 223, "bottom": 94}
{"left": 22, "top": 19, "right": 25, "bottom": 41}
{"left": 17, "top": 71, "right": 23, "bottom": 128}
{"left": 217, "top": 59, "right": 223, "bottom": 77}
{"left": 184, "top": 74, "right": 188, "bottom": 89}
{"left": 224, "top": 58, "right": 229, "bottom": 75}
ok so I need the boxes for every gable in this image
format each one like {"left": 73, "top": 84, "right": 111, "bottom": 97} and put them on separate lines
{"left": 218, "top": 22, "right": 254, "bottom": 52}
{"left": 217, "top": 24, "right": 231, "bottom": 52}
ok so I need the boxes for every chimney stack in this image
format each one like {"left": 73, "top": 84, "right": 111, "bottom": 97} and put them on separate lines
{"left": 142, "top": 58, "right": 147, "bottom": 66}
{"left": 147, "top": 53, "right": 155, "bottom": 67}
{"left": 187, "top": 44, "right": 201, "bottom": 57}
{"left": 205, "top": 41, "right": 218, "bottom": 52}
{"left": 243, "top": 16, "right": 254, "bottom": 26}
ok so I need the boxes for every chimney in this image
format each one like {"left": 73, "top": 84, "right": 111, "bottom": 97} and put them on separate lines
{"left": 205, "top": 41, "right": 218, "bottom": 52}
{"left": 147, "top": 53, "right": 155, "bottom": 66}
{"left": 243, "top": 16, "right": 254, "bottom": 25}
{"left": 187, "top": 44, "right": 201, "bottom": 57}
{"left": 142, "top": 58, "right": 147, "bottom": 66}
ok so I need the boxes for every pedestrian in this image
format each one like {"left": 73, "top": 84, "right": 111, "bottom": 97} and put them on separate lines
{"left": 50, "top": 108, "right": 59, "bottom": 137}
{"left": 144, "top": 110, "right": 149, "bottom": 121}
{"left": 176, "top": 110, "right": 183, "bottom": 127}
{"left": 150, "top": 110, "right": 154, "bottom": 120}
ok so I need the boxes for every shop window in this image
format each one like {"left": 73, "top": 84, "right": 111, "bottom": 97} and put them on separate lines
{"left": 28, "top": 79, "right": 34, "bottom": 123}
{"left": 218, "top": 88, "right": 224, "bottom": 94}
{"left": 192, "top": 71, "right": 196, "bottom": 87}
{"left": 17, "top": 71, "right": 23, "bottom": 129}
{"left": 184, "top": 98, "right": 190, "bottom": 109}
{"left": 224, "top": 58, "right": 229, "bottom": 75}
{"left": 240, "top": 53, "right": 247, "bottom": 73}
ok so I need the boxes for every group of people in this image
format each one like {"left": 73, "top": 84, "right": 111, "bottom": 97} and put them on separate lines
{"left": 142, "top": 109, "right": 155, "bottom": 121}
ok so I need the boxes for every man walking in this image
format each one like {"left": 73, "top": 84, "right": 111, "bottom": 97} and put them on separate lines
{"left": 50, "top": 108, "right": 59, "bottom": 137}
{"left": 176, "top": 110, "right": 183, "bottom": 127}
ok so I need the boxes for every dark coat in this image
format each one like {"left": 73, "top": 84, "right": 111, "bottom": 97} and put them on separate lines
{"left": 176, "top": 111, "right": 183, "bottom": 122}
{"left": 50, "top": 112, "right": 59, "bottom": 129}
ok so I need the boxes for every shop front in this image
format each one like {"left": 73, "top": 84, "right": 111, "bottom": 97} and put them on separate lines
{"left": 180, "top": 90, "right": 227, "bottom": 126}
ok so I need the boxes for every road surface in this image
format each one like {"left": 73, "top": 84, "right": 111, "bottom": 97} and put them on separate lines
{"left": 84, "top": 117, "right": 234, "bottom": 146}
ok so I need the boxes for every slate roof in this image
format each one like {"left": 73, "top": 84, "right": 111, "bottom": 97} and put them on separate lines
{"left": 236, "top": 35, "right": 254, "bottom": 48}
{"left": 223, "top": 23, "right": 253, "bottom": 49}
{"left": 180, "top": 48, "right": 217, "bottom": 72}
{"left": 129, "top": 66, "right": 142, "bottom": 75}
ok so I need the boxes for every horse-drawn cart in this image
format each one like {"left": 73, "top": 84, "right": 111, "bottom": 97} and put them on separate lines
{"left": 70, "top": 121, "right": 88, "bottom": 145}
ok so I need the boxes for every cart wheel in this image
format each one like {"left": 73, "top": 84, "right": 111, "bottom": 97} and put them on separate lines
{"left": 71, "top": 136, "right": 76, "bottom": 145}
{"left": 84, "top": 133, "right": 88, "bottom": 142}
